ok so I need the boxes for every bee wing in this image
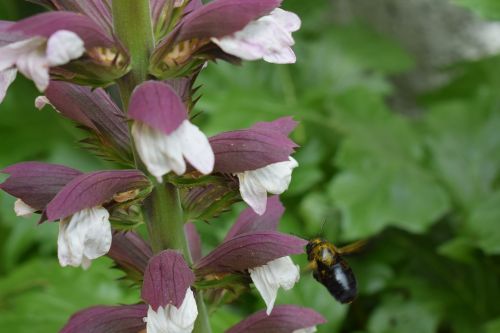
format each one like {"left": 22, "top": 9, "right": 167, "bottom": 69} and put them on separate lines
{"left": 337, "top": 239, "right": 367, "bottom": 255}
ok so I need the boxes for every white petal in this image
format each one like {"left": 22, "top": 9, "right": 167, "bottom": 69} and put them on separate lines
{"left": 145, "top": 288, "right": 198, "bottom": 333}
{"left": 249, "top": 157, "right": 298, "bottom": 194}
{"left": 211, "top": 8, "right": 300, "bottom": 64}
{"left": 57, "top": 206, "right": 111, "bottom": 269}
{"left": 133, "top": 120, "right": 213, "bottom": 179}
{"left": 249, "top": 256, "right": 300, "bottom": 315}
{"left": 270, "top": 8, "right": 302, "bottom": 32}
{"left": 237, "top": 157, "right": 298, "bottom": 215}
{"left": 46, "top": 30, "right": 85, "bottom": 67}
{"left": 0, "top": 68, "right": 17, "bottom": 103}
{"left": 237, "top": 171, "right": 268, "bottom": 215}
{"left": 263, "top": 47, "right": 296, "bottom": 64}
{"left": 132, "top": 121, "right": 185, "bottom": 181}
{"left": 0, "top": 37, "right": 45, "bottom": 72}
{"left": 14, "top": 199, "right": 36, "bottom": 217}
{"left": 293, "top": 327, "right": 317, "bottom": 333}
{"left": 0, "top": 36, "right": 50, "bottom": 91}
{"left": 16, "top": 46, "right": 50, "bottom": 91}
{"left": 174, "top": 120, "right": 214, "bottom": 175}
{"left": 34, "top": 95, "right": 51, "bottom": 110}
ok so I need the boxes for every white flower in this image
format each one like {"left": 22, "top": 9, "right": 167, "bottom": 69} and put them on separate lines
{"left": 249, "top": 256, "right": 300, "bottom": 315}
{"left": 132, "top": 120, "right": 214, "bottom": 182}
{"left": 14, "top": 198, "right": 36, "bottom": 217}
{"left": 0, "top": 68, "right": 16, "bottom": 103}
{"left": 0, "top": 30, "right": 84, "bottom": 103}
{"left": 145, "top": 288, "right": 198, "bottom": 333}
{"left": 211, "top": 8, "right": 301, "bottom": 64}
{"left": 34, "top": 95, "right": 51, "bottom": 110}
{"left": 236, "top": 157, "right": 298, "bottom": 215}
{"left": 293, "top": 327, "right": 317, "bottom": 333}
{"left": 57, "top": 206, "right": 112, "bottom": 269}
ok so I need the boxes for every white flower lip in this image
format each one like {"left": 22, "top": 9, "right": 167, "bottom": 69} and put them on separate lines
{"left": 237, "top": 157, "right": 298, "bottom": 215}
{"left": 57, "top": 206, "right": 112, "bottom": 269}
{"left": 46, "top": 30, "right": 85, "bottom": 67}
{"left": 211, "top": 8, "right": 301, "bottom": 64}
{"left": 0, "top": 68, "right": 17, "bottom": 103}
{"left": 145, "top": 288, "right": 198, "bottom": 333}
{"left": 249, "top": 256, "right": 300, "bottom": 315}
{"left": 132, "top": 119, "right": 215, "bottom": 182}
{"left": 14, "top": 198, "right": 37, "bottom": 217}
{"left": 0, "top": 30, "right": 84, "bottom": 102}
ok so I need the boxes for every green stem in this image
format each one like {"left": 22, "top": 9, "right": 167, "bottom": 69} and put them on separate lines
{"left": 194, "top": 291, "right": 212, "bottom": 333}
{"left": 112, "top": 0, "right": 154, "bottom": 92}
{"left": 112, "top": 2, "right": 212, "bottom": 331}
{"left": 143, "top": 181, "right": 191, "bottom": 257}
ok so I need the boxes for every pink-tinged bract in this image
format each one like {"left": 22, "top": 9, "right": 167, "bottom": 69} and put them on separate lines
{"left": 225, "top": 305, "right": 326, "bottom": 333}
{"left": 45, "top": 81, "right": 130, "bottom": 153}
{"left": 7, "top": 12, "right": 113, "bottom": 48}
{"left": 185, "top": 222, "right": 203, "bottom": 263}
{"left": 30, "top": 0, "right": 113, "bottom": 36}
{"left": 60, "top": 304, "right": 148, "bottom": 333}
{"left": 210, "top": 117, "right": 298, "bottom": 173}
{"left": 142, "top": 250, "right": 195, "bottom": 310}
{"left": 195, "top": 231, "right": 307, "bottom": 275}
{"left": 252, "top": 116, "right": 298, "bottom": 135}
{"left": 108, "top": 231, "right": 153, "bottom": 276}
{"left": 177, "top": 0, "right": 282, "bottom": 41}
{"left": 129, "top": 81, "right": 187, "bottom": 135}
{"left": 46, "top": 170, "right": 149, "bottom": 221}
{"left": 225, "top": 195, "right": 284, "bottom": 240}
{"left": 0, "top": 162, "right": 82, "bottom": 211}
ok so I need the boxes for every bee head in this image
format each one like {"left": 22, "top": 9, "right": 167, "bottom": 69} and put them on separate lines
{"left": 306, "top": 237, "right": 324, "bottom": 254}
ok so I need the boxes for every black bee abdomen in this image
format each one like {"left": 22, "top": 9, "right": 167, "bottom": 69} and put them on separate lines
{"left": 316, "top": 261, "right": 357, "bottom": 304}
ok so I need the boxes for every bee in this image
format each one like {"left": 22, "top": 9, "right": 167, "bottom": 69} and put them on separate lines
{"left": 306, "top": 238, "right": 365, "bottom": 304}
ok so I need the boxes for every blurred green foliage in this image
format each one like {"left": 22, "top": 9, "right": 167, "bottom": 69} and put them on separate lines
{"left": 1, "top": 0, "right": 500, "bottom": 332}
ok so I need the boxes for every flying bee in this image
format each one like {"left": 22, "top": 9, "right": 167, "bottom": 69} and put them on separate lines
{"left": 306, "top": 238, "right": 365, "bottom": 304}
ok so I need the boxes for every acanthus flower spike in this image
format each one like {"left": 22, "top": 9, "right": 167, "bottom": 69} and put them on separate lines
{"left": 129, "top": 81, "right": 214, "bottom": 181}
{"left": 142, "top": 250, "right": 198, "bottom": 333}
{"left": 210, "top": 117, "right": 299, "bottom": 215}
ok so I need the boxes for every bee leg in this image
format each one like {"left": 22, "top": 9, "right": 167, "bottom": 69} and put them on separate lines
{"left": 302, "top": 261, "right": 317, "bottom": 274}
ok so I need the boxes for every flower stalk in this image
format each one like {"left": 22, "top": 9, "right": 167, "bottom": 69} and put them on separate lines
{"left": 111, "top": 0, "right": 154, "bottom": 105}
{"left": 111, "top": 2, "right": 212, "bottom": 332}
{"left": 143, "top": 181, "right": 190, "bottom": 256}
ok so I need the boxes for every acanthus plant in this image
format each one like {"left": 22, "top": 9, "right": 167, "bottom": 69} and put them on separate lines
{"left": 0, "top": 1, "right": 326, "bottom": 332}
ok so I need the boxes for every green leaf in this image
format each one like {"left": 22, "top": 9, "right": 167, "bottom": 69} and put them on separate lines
{"left": 368, "top": 296, "right": 438, "bottom": 333}
{"left": 328, "top": 89, "right": 450, "bottom": 240}
{"left": 323, "top": 24, "right": 415, "bottom": 75}
{"left": 451, "top": 0, "right": 500, "bottom": 20}
{"left": 464, "top": 191, "right": 500, "bottom": 254}
{"left": 423, "top": 99, "right": 500, "bottom": 210}
{"left": 484, "top": 317, "right": 500, "bottom": 333}
{"left": 0, "top": 258, "right": 138, "bottom": 333}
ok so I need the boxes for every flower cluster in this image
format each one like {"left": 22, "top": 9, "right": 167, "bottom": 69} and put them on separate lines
{"left": 0, "top": 1, "right": 325, "bottom": 332}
